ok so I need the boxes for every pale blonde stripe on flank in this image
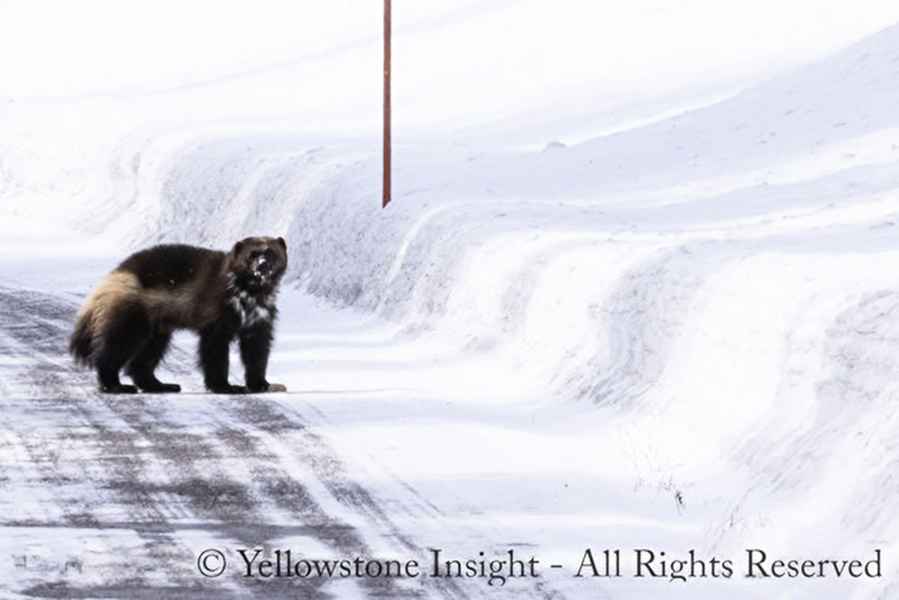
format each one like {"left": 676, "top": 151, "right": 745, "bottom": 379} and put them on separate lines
{"left": 78, "top": 270, "right": 141, "bottom": 338}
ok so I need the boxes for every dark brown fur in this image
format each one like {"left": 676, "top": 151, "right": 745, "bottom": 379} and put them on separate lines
{"left": 70, "top": 236, "right": 288, "bottom": 394}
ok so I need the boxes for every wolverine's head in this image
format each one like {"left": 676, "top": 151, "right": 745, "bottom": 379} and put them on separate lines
{"left": 229, "top": 236, "right": 288, "bottom": 294}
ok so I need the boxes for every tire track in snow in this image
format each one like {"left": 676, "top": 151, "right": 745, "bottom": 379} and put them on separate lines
{"left": 216, "top": 397, "right": 474, "bottom": 599}
{"left": 0, "top": 287, "right": 235, "bottom": 598}
{"left": 0, "top": 286, "right": 440, "bottom": 599}
{"left": 0, "top": 284, "right": 563, "bottom": 599}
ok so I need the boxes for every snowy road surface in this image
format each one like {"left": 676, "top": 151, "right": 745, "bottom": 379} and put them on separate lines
{"left": 0, "top": 252, "right": 582, "bottom": 598}
{"left": 0, "top": 284, "right": 451, "bottom": 599}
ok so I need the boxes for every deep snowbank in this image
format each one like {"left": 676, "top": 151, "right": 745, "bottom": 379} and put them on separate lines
{"left": 101, "top": 24, "right": 899, "bottom": 390}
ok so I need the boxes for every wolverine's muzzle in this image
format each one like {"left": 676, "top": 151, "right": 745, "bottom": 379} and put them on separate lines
{"left": 252, "top": 254, "right": 273, "bottom": 285}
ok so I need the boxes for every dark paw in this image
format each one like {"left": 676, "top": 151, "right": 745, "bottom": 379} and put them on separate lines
{"left": 139, "top": 382, "right": 182, "bottom": 393}
{"left": 100, "top": 383, "right": 139, "bottom": 394}
{"left": 207, "top": 384, "right": 248, "bottom": 395}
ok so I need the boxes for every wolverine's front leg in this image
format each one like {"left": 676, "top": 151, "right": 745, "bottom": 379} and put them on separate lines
{"left": 199, "top": 324, "right": 245, "bottom": 394}
{"left": 240, "top": 322, "right": 286, "bottom": 393}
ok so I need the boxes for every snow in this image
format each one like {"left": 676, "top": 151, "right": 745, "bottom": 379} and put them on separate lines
{"left": 3, "top": 1, "right": 899, "bottom": 598}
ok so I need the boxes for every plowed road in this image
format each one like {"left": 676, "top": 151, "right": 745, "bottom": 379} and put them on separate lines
{"left": 0, "top": 285, "right": 506, "bottom": 599}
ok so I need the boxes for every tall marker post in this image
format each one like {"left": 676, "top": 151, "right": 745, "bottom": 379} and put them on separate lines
{"left": 383, "top": 0, "right": 392, "bottom": 208}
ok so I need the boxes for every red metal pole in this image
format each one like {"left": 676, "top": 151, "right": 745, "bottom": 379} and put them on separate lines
{"left": 383, "top": 0, "right": 392, "bottom": 208}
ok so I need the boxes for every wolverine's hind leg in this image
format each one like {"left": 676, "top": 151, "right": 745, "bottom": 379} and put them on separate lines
{"left": 126, "top": 328, "right": 181, "bottom": 393}
{"left": 95, "top": 301, "right": 149, "bottom": 394}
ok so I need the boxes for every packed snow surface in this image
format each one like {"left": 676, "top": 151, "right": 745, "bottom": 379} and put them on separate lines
{"left": 3, "top": 1, "right": 899, "bottom": 598}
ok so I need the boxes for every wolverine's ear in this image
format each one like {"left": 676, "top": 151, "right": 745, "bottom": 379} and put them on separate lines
{"left": 232, "top": 240, "right": 244, "bottom": 255}
{"left": 277, "top": 237, "right": 287, "bottom": 250}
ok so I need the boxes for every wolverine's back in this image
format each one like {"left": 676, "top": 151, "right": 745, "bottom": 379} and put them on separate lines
{"left": 118, "top": 244, "right": 225, "bottom": 291}
{"left": 109, "top": 244, "right": 227, "bottom": 329}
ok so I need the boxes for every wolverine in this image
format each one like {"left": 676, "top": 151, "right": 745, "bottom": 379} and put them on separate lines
{"left": 70, "top": 236, "right": 288, "bottom": 394}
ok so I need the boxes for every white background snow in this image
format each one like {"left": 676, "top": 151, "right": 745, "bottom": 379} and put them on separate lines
{"left": 3, "top": 0, "right": 899, "bottom": 597}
